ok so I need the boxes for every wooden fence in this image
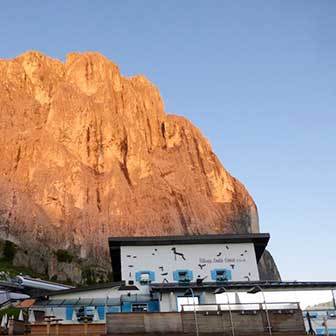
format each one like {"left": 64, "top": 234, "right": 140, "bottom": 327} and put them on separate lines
{"left": 30, "top": 323, "right": 105, "bottom": 336}
{"left": 106, "top": 309, "right": 306, "bottom": 335}
{"left": 3, "top": 308, "right": 306, "bottom": 335}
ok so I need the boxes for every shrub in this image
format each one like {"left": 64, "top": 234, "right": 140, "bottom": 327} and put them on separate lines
{"left": 55, "top": 249, "right": 73, "bottom": 263}
{"left": 82, "top": 268, "right": 97, "bottom": 285}
{"left": 50, "top": 274, "right": 58, "bottom": 282}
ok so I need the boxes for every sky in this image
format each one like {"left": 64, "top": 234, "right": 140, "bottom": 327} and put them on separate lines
{"left": 0, "top": 1, "right": 335, "bottom": 282}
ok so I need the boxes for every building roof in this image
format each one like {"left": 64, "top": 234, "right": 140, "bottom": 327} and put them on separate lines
{"left": 41, "top": 282, "right": 139, "bottom": 298}
{"left": 109, "top": 233, "right": 270, "bottom": 261}
{"left": 0, "top": 281, "right": 24, "bottom": 291}
{"left": 33, "top": 297, "right": 122, "bottom": 307}
{"left": 43, "top": 282, "right": 123, "bottom": 297}
{"left": 150, "top": 280, "right": 336, "bottom": 292}
{"left": 14, "top": 276, "right": 74, "bottom": 290}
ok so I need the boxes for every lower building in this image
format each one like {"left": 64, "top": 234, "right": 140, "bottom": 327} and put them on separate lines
{"left": 25, "top": 233, "right": 336, "bottom": 335}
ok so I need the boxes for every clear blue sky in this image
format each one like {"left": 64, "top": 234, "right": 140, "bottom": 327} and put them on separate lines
{"left": 1, "top": 1, "right": 335, "bottom": 281}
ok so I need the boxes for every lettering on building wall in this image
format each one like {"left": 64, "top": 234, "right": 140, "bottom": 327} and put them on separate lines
{"left": 199, "top": 257, "right": 246, "bottom": 264}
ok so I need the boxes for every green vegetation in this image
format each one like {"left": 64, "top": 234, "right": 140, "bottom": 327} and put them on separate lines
{"left": 0, "top": 258, "right": 47, "bottom": 279}
{"left": 55, "top": 249, "right": 74, "bottom": 263}
{"left": 50, "top": 274, "right": 58, "bottom": 282}
{"left": 0, "top": 307, "right": 20, "bottom": 319}
{"left": 0, "top": 239, "right": 48, "bottom": 279}
{"left": 106, "top": 272, "right": 113, "bottom": 282}
{"left": 82, "top": 268, "right": 97, "bottom": 285}
{"left": 82, "top": 268, "right": 112, "bottom": 285}
{"left": 0, "top": 239, "right": 109, "bottom": 286}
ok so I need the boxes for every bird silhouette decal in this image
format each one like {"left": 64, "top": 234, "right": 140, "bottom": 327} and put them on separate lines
{"left": 171, "top": 247, "right": 186, "bottom": 260}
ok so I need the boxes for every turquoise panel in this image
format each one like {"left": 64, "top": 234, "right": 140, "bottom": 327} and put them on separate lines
{"left": 148, "top": 300, "right": 160, "bottom": 312}
{"left": 97, "top": 306, "right": 105, "bottom": 319}
{"left": 121, "top": 302, "right": 132, "bottom": 312}
{"left": 65, "top": 306, "right": 73, "bottom": 320}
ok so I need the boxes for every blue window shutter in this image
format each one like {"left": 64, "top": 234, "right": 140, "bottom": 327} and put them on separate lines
{"left": 225, "top": 269, "right": 232, "bottom": 280}
{"left": 65, "top": 306, "right": 73, "bottom": 320}
{"left": 211, "top": 270, "right": 217, "bottom": 280}
{"left": 173, "top": 271, "right": 179, "bottom": 281}
{"left": 149, "top": 271, "right": 155, "bottom": 281}
{"left": 97, "top": 306, "right": 105, "bottom": 320}
{"left": 135, "top": 271, "right": 141, "bottom": 282}
{"left": 187, "top": 270, "right": 193, "bottom": 281}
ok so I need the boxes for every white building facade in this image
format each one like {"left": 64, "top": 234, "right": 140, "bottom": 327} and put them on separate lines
{"left": 109, "top": 234, "right": 269, "bottom": 312}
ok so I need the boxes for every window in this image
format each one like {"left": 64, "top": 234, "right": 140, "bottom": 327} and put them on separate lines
{"left": 135, "top": 271, "right": 155, "bottom": 284}
{"left": 179, "top": 271, "right": 188, "bottom": 282}
{"left": 173, "top": 270, "right": 193, "bottom": 283}
{"left": 177, "top": 296, "right": 199, "bottom": 312}
{"left": 140, "top": 273, "right": 150, "bottom": 284}
{"left": 132, "top": 303, "right": 148, "bottom": 312}
{"left": 211, "top": 269, "right": 232, "bottom": 282}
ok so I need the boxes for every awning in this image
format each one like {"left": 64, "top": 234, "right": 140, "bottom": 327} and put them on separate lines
{"left": 16, "top": 299, "right": 36, "bottom": 308}
{"left": 32, "top": 297, "right": 121, "bottom": 307}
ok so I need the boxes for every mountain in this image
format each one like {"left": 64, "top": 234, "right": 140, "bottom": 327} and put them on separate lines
{"left": 306, "top": 301, "right": 334, "bottom": 310}
{"left": 0, "top": 51, "right": 279, "bottom": 283}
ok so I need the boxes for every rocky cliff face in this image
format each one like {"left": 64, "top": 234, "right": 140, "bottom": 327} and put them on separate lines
{"left": 0, "top": 51, "right": 279, "bottom": 282}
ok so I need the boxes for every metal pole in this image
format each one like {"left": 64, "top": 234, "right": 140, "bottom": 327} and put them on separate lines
{"left": 189, "top": 288, "right": 199, "bottom": 336}
{"left": 46, "top": 320, "right": 50, "bottom": 336}
{"left": 258, "top": 286, "right": 272, "bottom": 336}
{"left": 332, "top": 289, "right": 336, "bottom": 310}
{"left": 306, "top": 311, "right": 316, "bottom": 335}
{"left": 223, "top": 290, "right": 235, "bottom": 336}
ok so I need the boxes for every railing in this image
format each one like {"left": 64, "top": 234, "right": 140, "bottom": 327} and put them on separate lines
{"left": 181, "top": 301, "right": 300, "bottom": 312}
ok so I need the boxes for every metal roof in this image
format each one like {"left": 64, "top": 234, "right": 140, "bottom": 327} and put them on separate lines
{"left": 33, "top": 297, "right": 121, "bottom": 307}
{"left": 42, "top": 282, "right": 123, "bottom": 297}
{"left": 42, "top": 282, "right": 141, "bottom": 298}
{"left": 109, "top": 233, "right": 270, "bottom": 261}
{"left": 0, "top": 281, "right": 24, "bottom": 291}
{"left": 150, "top": 281, "right": 336, "bottom": 292}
